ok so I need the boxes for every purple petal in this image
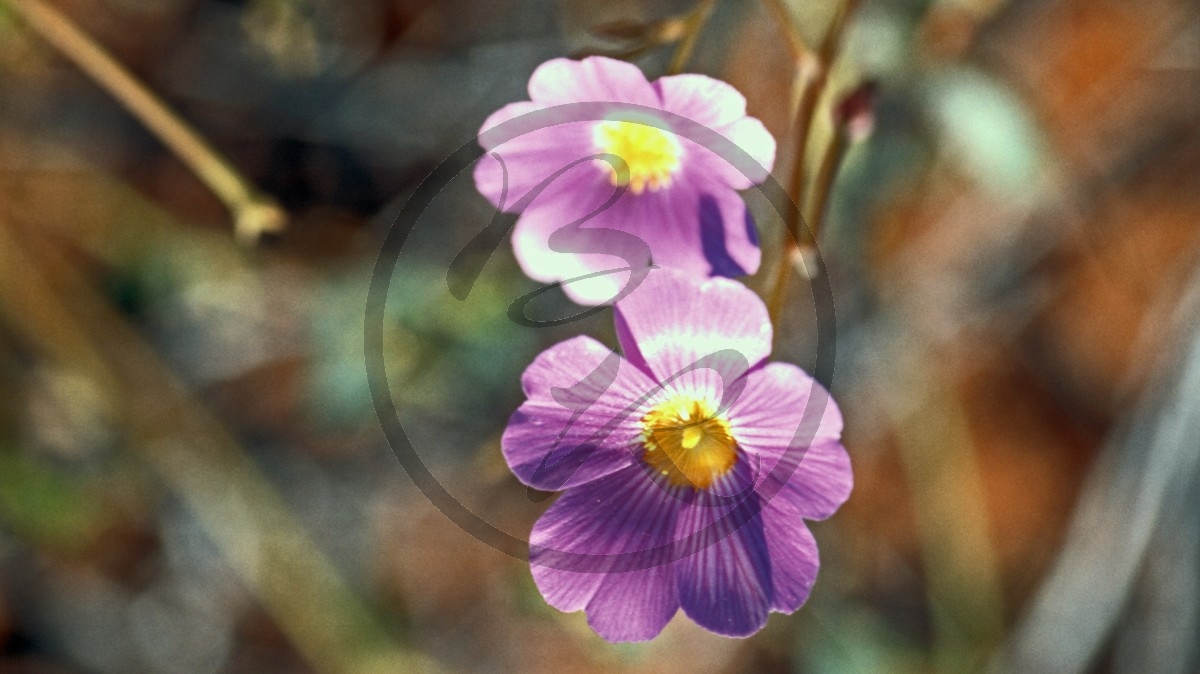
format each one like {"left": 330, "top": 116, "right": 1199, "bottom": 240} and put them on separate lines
{"left": 698, "top": 194, "right": 748, "bottom": 277}
{"left": 584, "top": 553, "right": 679, "bottom": 642}
{"left": 656, "top": 74, "right": 776, "bottom": 189}
{"left": 729, "top": 363, "right": 851, "bottom": 520}
{"left": 684, "top": 116, "right": 776, "bottom": 190}
{"left": 559, "top": 177, "right": 715, "bottom": 279}
{"left": 508, "top": 172, "right": 650, "bottom": 305}
{"left": 505, "top": 176, "right": 764, "bottom": 306}
{"left": 591, "top": 180, "right": 760, "bottom": 281}
{"left": 697, "top": 190, "right": 761, "bottom": 277}
{"left": 729, "top": 363, "right": 844, "bottom": 449}
{"left": 763, "top": 440, "right": 853, "bottom": 522}
{"left": 674, "top": 463, "right": 773, "bottom": 637}
{"left": 529, "top": 466, "right": 681, "bottom": 642}
{"left": 761, "top": 488, "right": 821, "bottom": 613}
{"left": 655, "top": 74, "right": 749, "bottom": 128}
{"left": 528, "top": 57, "right": 658, "bottom": 107}
{"left": 474, "top": 102, "right": 599, "bottom": 212}
{"left": 613, "top": 269, "right": 773, "bottom": 386}
{"left": 507, "top": 165, "right": 757, "bottom": 307}
{"left": 503, "top": 336, "right": 658, "bottom": 491}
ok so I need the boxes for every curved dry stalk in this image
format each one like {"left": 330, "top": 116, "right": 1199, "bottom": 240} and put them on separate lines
{"left": 3, "top": 0, "right": 286, "bottom": 243}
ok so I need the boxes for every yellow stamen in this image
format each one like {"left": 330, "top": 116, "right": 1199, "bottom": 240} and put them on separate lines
{"left": 641, "top": 397, "right": 738, "bottom": 489}
{"left": 593, "top": 118, "right": 682, "bottom": 194}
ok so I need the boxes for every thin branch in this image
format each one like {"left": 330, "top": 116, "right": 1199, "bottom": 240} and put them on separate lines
{"left": 786, "top": 0, "right": 860, "bottom": 247}
{"left": 768, "top": 0, "right": 861, "bottom": 324}
{"left": 667, "top": 0, "right": 717, "bottom": 75}
{"left": 803, "top": 127, "right": 847, "bottom": 253}
{"left": 760, "top": 0, "right": 811, "bottom": 64}
{"left": 801, "top": 82, "right": 873, "bottom": 257}
{"left": 4, "top": 0, "right": 286, "bottom": 243}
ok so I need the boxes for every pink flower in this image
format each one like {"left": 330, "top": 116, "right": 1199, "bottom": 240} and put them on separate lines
{"left": 474, "top": 57, "right": 776, "bottom": 305}
{"left": 502, "top": 269, "right": 851, "bottom": 641}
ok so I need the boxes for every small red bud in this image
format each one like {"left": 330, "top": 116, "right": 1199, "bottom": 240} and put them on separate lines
{"left": 835, "top": 81, "right": 877, "bottom": 142}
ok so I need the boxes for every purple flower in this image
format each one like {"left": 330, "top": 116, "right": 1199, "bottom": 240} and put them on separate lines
{"left": 502, "top": 270, "right": 851, "bottom": 641}
{"left": 474, "top": 57, "right": 776, "bottom": 305}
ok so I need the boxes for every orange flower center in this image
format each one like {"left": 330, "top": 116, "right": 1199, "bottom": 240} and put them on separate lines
{"left": 641, "top": 397, "right": 738, "bottom": 489}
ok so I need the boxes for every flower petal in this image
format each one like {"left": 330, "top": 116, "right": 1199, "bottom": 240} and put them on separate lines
{"left": 613, "top": 269, "right": 773, "bottom": 387}
{"left": 474, "top": 102, "right": 599, "bottom": 212}
{"left": 511, "top": 179, "right": 751, "bottom": 306}
{"left": 655, "top": 74, "right": 749, "bottom": 129}
{"left": 674, "top": 464, "right": 773, "bottom": 637}
{"left": 764, "top": 440, "right": 853, "bottom": 521}
{"left": 528, "top": 56, "right": 658, "bottom": 107}
{"left": 592, "top": 181, "right": 760, "bottom": 281}
{"left": 656, "top": 74, "right": 776, "bottom": 189}
{"left": 711, "top": 116, "right": 778, "bottom": 188}
{"left": 510, "top": 185, "right": 759, "bottom": 306}
{"left": 508, "top": 174, "right": 652, "bottom": 306}
{"left": 584, "top": 551, "right": 679, "bottom": 642}
{"left": 761, "top": 489, "right": 821, "bottom": 614}
{"left": 729, "top": 363, "right": 851, "bottom": 520}
{"left": 730, "top": 362, "right": 844, "bottom": 449}
{"left": 503, "top": 336, "right": 658, "bottom": 491}
{"left": 529, "top": 466, "right": 681, "bottom": 641}
{"left": 695, "top": 190, "right": 760, "bottom": 278}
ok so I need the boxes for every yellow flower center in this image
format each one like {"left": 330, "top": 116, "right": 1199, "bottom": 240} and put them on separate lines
{"left": 641, "top": 397, "right": 738, "bottom": 489}
{"left": 593, "top": 119, "right": 682, "bottom": 194}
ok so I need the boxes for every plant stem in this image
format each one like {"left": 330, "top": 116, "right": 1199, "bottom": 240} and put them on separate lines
{"left": 767, "top": 243, "right": 791, "bottom": 325}
{"left": 760, "top": 0, "right": 810, "bottom": 64}
{"left": 767, "top": 0, "right": 860, "bottom": 325}
{"left": 667, "top": 0, "right": 717, "bottom": 75}
{"left": 4, "top": 0, "right": 286, "bottom": 243}
{"left": 783, "top": 76, "right": 817, "bottom": 242}
{"left": 786, "top": 0, "right": 859, "bottom": 248}
{"left": 804, "top": 121, "right": 850, "bottom": 250}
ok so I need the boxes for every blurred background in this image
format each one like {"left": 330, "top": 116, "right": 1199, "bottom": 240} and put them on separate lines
{"left": 0, "top": 0, "right": 1198, "bottom": 672}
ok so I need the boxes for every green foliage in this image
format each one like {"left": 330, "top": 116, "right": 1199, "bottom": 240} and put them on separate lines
{"left": 0, "top": 451, "right": 108, "bottom": 554}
